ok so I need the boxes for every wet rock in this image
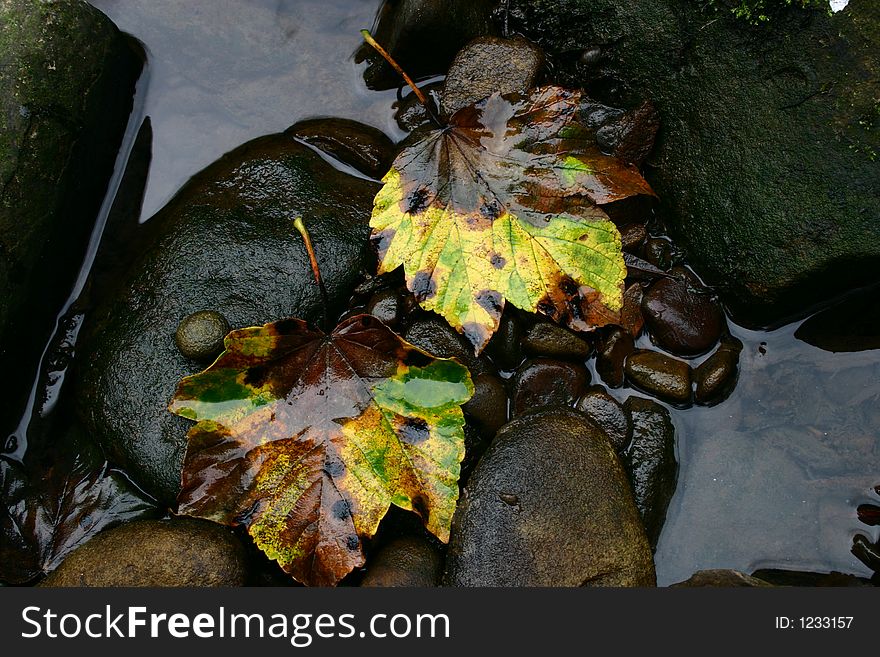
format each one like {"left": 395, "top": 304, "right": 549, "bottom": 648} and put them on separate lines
{"left": 620, "top": 222, "right": 647, "bottom": 253}
{"left": 642, "top": 238, "right": 674, "bottom": 271}
{"left": 0, "top": 0, "right": 142, "bottom": 434}
{"left": 41, "top": 518, "right": 248, "bottom": 587}
{"left": 357, "top": 0, "right": 496, "bottom": 90}
{"left": 394, "top": 82, "right": 444, "bottom": 133}
{"left": 366, "top": 289, "right": 403, "bottom": 327}
{"left": 441, "top": 36, "right": 544, "bottom": 117}
{"left": 622, "top": 396, "right": 677, "bottom": 549}
{"left": 463, "top": 373, "right": 508, "bottom": 437}
{"left": 286, "top": 118, "right": 395, "bottom": 180}
{"left": 595, "top": 326, "right": 635, "bottom": 388}
{"left": 521, "top": 320, "right": 591, "bottom": 360}
{"left": 485, "top": 311, "right": 523, "bottom": 371}
{"left": 506, "top": 0, "right": 880, "bottom": 326}
{"left": 693, "top": 337, "right": 743, "bottom": 405}
{"left": 361, "top": 535, "right": 442, "bottom": 587}
{"left": 671, "top": 570, "right": 772, "bottom": 587}
{"left": 642, "top": 267, "right": 725, "bottom": 357}
{"left": 445, "top": 408, "right": 655, "bottom": 586}
{"left": 175, "top": 310, "right": 230, "bottom": 362}
{"left": 511, "top": 358, "right": 590, "bottom": 416}
{"left": 575, "top": 386, "right": 632, "bottom": 452}
{"left": 402, "top": 316, "right": 489, "bottom": 376}
{"left": 625, "top": 350, "right": 692, "bottom": 406}
{"left": 594, "top": 100, "right": 659, "bottom": 166}
{"left": 76, "top": 132, "right": 378, "bottom": 504}
{"left": 794, "top": 285, "right": 880, "bottom": 353}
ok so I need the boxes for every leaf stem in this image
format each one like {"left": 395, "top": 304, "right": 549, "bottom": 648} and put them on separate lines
{"left": 360, "top": 29, "right": 442, "bottom": 126}
{"left": 293, "top": 217, "right": 330, "bottom": 327}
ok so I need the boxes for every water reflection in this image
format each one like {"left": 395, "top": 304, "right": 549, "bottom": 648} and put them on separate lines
{"left": 89, "top": 0, "right": 401, "bottom": 220}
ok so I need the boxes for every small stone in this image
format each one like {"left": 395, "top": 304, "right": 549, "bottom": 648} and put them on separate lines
{"left": 393, "top": 83, "right": 443, "bottom": 132}
{"left": 619, "top": 222, "right": 647, "bottom": 253}
{"left": 575, "top": 386, "right": 632, "bottom": 452}
{"left": 511, "top": 358, "right": 590, "bottom": 416}
{"left": 595, "top": 327, "right": 635, "bottom": 388}
{"left": 286, "top": 118, "right": 395, "bottom": 180}
{"left": 693, "top": 337, "right": 743, "bottom": 405}
{"left": 403, "top": 316, "right": 489, "bottom": 376}
{"left": 642, "top": 238, "right": 674, "bottom": 271}
{"left": 41, "top": 518, "right": 249, "bottom": 587}
{"left": 463, "top": 373, "right": 508, "bottom": 437}
{"left": 486, "top": 311, "right": 523, "bottom": 371}
{"left": 366, "top": 289, "right": 402, "bottom": 327}
{"left": 175, "top": 310, "right": 230, "bottom": 361}
{"left": 521, "top": 321, "right": 591, "bottom": 359}
{"left": 622, "top": 396, "right": 678, "bottom": 549}
{"left": 361, "top": 536, "right": 442, "bottom": 587}
{"left": 641, "top": 266, "right": 725, "bottom": 357}
{"left": 625, "top": 350, "right": 692, "bottom": 406}
{"left": 441, "top": 36, "right": 544, "bottom": 117}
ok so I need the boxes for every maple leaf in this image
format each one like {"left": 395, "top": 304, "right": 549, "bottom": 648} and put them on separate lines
{"left": 370, "top": 85, "right": 655, "bottom": 352}
{"left": 168, "top": 314, "right": 473, "bottom": 586}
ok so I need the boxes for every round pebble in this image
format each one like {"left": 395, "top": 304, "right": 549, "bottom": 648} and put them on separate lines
{"left": 175, "top": 310, "right": 230, "bottom": 361}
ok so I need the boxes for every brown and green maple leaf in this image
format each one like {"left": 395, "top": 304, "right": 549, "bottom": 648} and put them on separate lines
{"left": 371, "top": 85, "right": 655, "bottom": 353}
{"left": 168, "top": 314, "right": 473, "bottom": 586}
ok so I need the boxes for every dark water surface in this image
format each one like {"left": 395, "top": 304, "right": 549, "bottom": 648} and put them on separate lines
{"left": 81, "top": 0, "right": 877, "bottom": 585}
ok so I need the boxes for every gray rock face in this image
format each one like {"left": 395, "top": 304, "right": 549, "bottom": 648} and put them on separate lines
{"left": 622, "top": 397, "right": 678, "bottom": 549}
{"left": 76, "top": 128, "right": 378, "bottom": 504}
{"left": 441, "top": 36, "right": 544, "bottom": 117}
{"left": 361, "top": 536, "right": 442, "bottom": 587}
{"left": 0, "top": 0, "right": 142, "bottom": 433}
{"left": 506, "top": 0, "right": 880, "bottom": 326}
{"left": 444, "top": 408, "right": 656, "bottom": 586}
{"left": 41, "top": 518, "right": 248, "bottom": 587}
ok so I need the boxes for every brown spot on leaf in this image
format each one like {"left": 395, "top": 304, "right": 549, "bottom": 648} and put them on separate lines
{"left": 399, "top": 417, "right": 430, "bottom": 444}
{"left": 475, "top": 290, "right": 503, "bottom": 314}
{"left": 412, "top": 271, "right": 437, "bottom": 301}
{"left": 490, "top": 253, "right": 507, "bottom": 269}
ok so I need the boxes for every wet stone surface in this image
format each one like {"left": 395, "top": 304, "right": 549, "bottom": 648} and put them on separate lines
{"left": 511, "top": 358, "right": 590, "bottom": 416}
{"left": 575, "top": 386, "right": 632, "bottom": 453}
{"left": 175, "top": 310, "right": 230, "bottom": 362}
{"left": 441, "top": 36, "right": 544, "bottom": 117}
{"left": 360, "top": 535, "right": 442, "bottom": 587}
{"left": 521, "top": 320, "right": 591, "bottom": 360}
{"left": 41, "top": 518, "right": 249, "bottom": 587}
{"left": 642, "top": 266, "right": 725, "bottom": 357}
{"left": 625, "top": 350, "right": 692, "bottom": 406}
{"left": 595, "top": 326, "right": 635, "bottom": 389}
{"left": 444, "top": 408, "right": 656, "bottom": 586}
{"left": 622, "top": 396, "right": 678, "bottom": 550}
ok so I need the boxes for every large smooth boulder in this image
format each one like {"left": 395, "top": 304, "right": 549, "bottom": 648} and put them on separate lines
{"left": 506, "top": 0, "right": 880, "bottom": 326}
{"left": 444, "top": 408, "right": 656, "bottom": 586}
{"left": 75, "top": 129, "right": 379, "bottom": 504}
{"left": 0, "top": 0, "right": 142, "bottom": 434}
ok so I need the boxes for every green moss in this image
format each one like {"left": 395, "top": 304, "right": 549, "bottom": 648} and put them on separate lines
{"left": 704, "top": 0, "right": 831, "bottom": 23}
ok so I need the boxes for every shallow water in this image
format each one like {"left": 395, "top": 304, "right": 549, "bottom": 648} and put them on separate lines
{"left": 80, "top": 0, "right": 877, "bottom": 584}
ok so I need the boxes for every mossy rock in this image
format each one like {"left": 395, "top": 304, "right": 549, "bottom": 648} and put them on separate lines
{"left": 506, "top": 0, "right": 880, "bottom": 326}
